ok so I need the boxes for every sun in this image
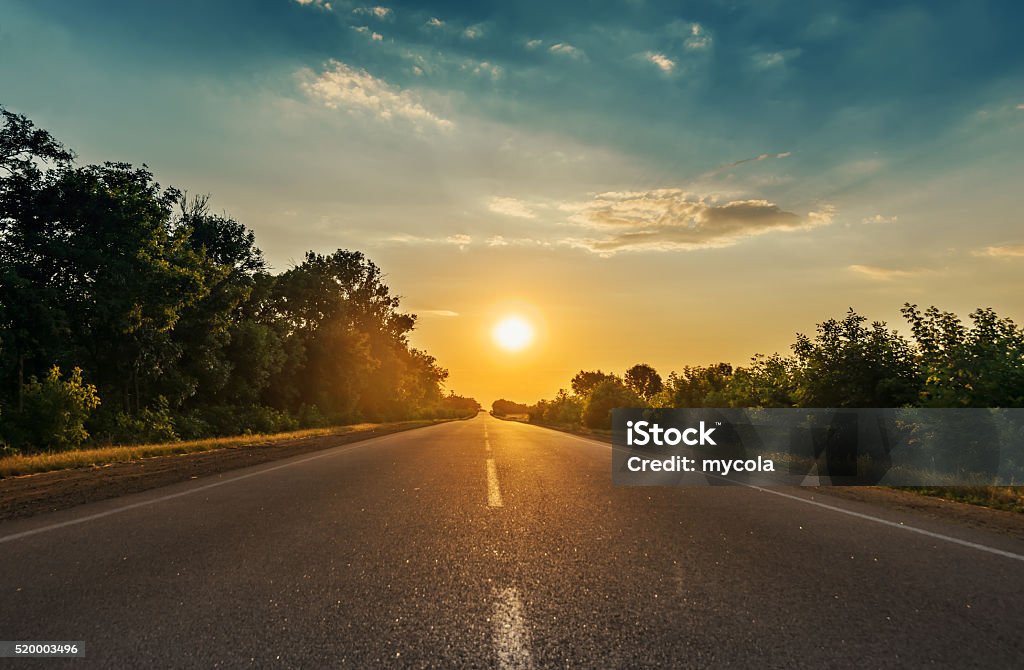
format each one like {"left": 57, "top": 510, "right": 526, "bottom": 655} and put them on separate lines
{"left": 493, "top": 316, "right": 534, "bottom": 352}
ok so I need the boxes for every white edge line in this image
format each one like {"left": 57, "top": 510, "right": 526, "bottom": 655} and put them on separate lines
{"left": 528, "top": 423, "right": 1024, "bottom": 563}
{"left": 0, "top": 429, "right": 417, "bottom": 544}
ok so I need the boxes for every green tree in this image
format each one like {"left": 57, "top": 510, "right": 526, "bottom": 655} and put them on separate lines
{"left": 571, "top": 370, "right": 618, "bottom": 396}
{"left": 724, "top": 354, "right": 798, "bottom": 408}
{"left": 582, "top": 379, "right": 641, "bottom": 429}
{"left": 624, "top": 363, "right": 663, "bottom": 400}
{"left": 902, "top": 304, "right": 1024, "bottom": 407}
{"left": 658, "top": 363, "right": 734, "bottom": 407}
{"left": 792, "top": 309, "right": 920, "bottom": 407}
{"left": 7, "top": 366, "right": 101, "bottom": 452}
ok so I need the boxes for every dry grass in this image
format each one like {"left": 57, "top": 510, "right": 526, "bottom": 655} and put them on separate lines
{"left": 906, "top": 486, "right": 1024, "bottom": 514}
{"left": 0, "top": 422, "right": 401, "bottom": 479}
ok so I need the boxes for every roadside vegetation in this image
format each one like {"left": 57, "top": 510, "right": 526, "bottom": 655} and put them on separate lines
{"left": 494, "top": 306, "right": 1024, "bottom": 513}
{"left": 0, "top": 107, "right": 478, "bottom": 458}
{"left": 0, "top": 420, "right": 450, "bottom": 478}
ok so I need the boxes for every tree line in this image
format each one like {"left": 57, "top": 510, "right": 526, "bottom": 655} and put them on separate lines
{"left": 517, "top": 307, "right": 1024, "bottom": 430}
{"left": 0, "top": 107, "right": 478, "bottom": 453}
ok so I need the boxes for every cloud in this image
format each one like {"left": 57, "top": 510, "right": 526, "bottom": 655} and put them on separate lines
{"left": 549, "top": 43, "right": 584, "bottom": 58}
{"left": 848, "top": 264, "right": 917, "bottom": 280}
{"left": 463, "top": 25, "right": 484, "bottom": 39}
{"left": 294, "top": 0, "right": 332, "bottom": 9}
{"left": 525, "top": 39, "right": 543, "bottom": 50}
{"left": 559, "top": 189, "right": 832, "bottom": 252}
{"left": 352, "top": 6, "right": 391, "bottom": 19}
{"left": 488, "top": 196, "right": 536, "bottom": 219}
{"left": 974, "top": 244, "right": 1024, "bottom": 258}
{"left": 1016, "top": 103, "right": 1024, "bottom": 110}
{"left": 472, "top": 61, "right": 502, "bottom": 79}
{"left": 415, "top": 309, "right": 460, "bottom": 317}
{"left": 385, "top": 233, "right": 471, "bottom": 250}
{"left": 862, "top": 214, "right": 898, "bottom": 224}
{"left": 722, "top": 151, "right": 791, "bottom": 169}
{"left": 646, "top": 52, "right": 676, "bottom": 72}
{"left": 447, "top": 233, "right": 471, "bottom": 249}
{"left": 426, "top": 17, "right": 444, "bottom": 28}
{"left": 486, "top": 235, "right": 549, "bottom": 248}
{"left": 696, "top": 151, "right": 792, "bottom": 179}
{"left": 685, "top": 23, "right": 711, "bottom": 50}
{"left": 352, "top": 26, "right": 383, "bottom": 41}
{"left": 753, "top": 50, "right": 800, "bottom": 69}
{"left": 298, "top": 60, "right": 452, "bottom": 129}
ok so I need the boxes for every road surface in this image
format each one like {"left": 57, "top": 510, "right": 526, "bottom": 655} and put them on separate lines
{"left": 1, "top": 414, "right": 1022, "bottom": 667}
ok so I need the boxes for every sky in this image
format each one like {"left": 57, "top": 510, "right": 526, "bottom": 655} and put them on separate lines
{"left": 1, "top": 0, "right": 1023, "bottom": 404}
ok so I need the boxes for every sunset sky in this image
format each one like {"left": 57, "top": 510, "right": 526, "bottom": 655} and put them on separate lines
{"left": 2, "top": 0, "right": 1023, "bottom": 404}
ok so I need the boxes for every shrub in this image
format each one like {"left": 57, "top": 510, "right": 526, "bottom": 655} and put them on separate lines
{"left": 582, "top": 380, "right": 642, "bottom": 430}
{"left": 9, "top": 366, "right": 101, "bottom": 452}
{"left": 111, "top": 397, "right": 179, "bottom": 444}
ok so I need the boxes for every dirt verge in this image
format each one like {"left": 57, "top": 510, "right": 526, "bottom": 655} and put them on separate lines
{"left": 0, "top": 420, "right": 449, "bottom": 522}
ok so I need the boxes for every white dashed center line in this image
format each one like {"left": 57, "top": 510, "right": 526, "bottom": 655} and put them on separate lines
{"left": 493, "top": 587, "right": 533, "bottom": 669}
{"left": 486, "top": 459, "right": 504, "bottom": 508}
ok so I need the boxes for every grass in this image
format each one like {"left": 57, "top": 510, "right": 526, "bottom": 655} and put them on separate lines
{"left": 902, "top": 486, "right": 1024, "bottom": 514}
{"left": 0, "top": 421, "right": 427, "bottom": 479}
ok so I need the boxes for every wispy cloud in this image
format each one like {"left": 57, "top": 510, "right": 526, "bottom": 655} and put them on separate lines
{"left": 298, "top": 60, "right": 452, "bottom": 129}
{"left": 862, "top": 214, "right": 898, "bottom": 224}
{"left": 352, "top": 26, "right": 383, "bottom": 41}
{"left": 753, "top": 49, "right": 800, "bottom": 69}
{"left": 558, "top": 189, "right": 832, "bottom": 253}
{"left": 488, "top": 196, "right": 536, "bottom": 219}
{"left": 549, "top": 43, "right": 584, "bottom": 59}
{"left": 294, "top": 0, "right": 332, "bottom": 10}
{"left": 386, "top": 233, "right": 471, "bottom": 250}
{"left": 685, "top": 23, "right": 711, "bottom": 50}
{"left": 974, "top": 244, "right": 1024, "bottom": 258}
{"left": 847, "top": 264, "right": 918, "bottom": 280}
{"left": 646, "top": 52, "right": 676, "bottom": 72}
{"left": 352, "top": 6, "right": 391, "bottom": 19}
{"left": 471, "top": 61, "right": 502, "bottom": 79}
{"left": 525, "top": 39, "right": 543, "bottom": 50}
{"left": 426, "top": 17, "right": 444, "bottom": 28}
{"left": 414, "top": 309, "right": 460, "bottom": 317}
{"left": 486, "top": 235, "right": 549, "bottom": 248}
{"left": 463, "top": 24, "right": 484, "bottom": 39}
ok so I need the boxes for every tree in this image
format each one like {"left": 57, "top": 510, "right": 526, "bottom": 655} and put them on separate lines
{"left": 0, "top": 107, "right": 75, "bottom": 411}
{"left": 582, "top": 379, "right": 641, "bottom": 429}
{"left": 792, "top": 309, "right": 920, "bottom": 407}
{"left": 624, "top": 363, "right": 663, "bottom": 400}
{"left": 492, "top": 399, "right": 529, "bottom": 416}
{"left": 658, "top": 363, "right": 734, "bottom": 407}
{"left": 902, "top": 303, "right": 1024, "bottom": 407}
{"left": 724, "top": 354, "right": 798, "bottom": 408}
{"left": 5, "top": 366, "right": 101, "bottom": 452}
{"left": 571, "top": 369, "right": 618, "bottom": 396}
{"left": 0, "top": 106, "right": 74, "bottom": 176}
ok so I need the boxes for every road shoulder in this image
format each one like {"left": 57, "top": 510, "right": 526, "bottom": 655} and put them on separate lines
{"left": 0, "top": 419, "right": 464, "bottom": 522}
{"left": 499, "top": 415, "right": 1024, "bottom": 543}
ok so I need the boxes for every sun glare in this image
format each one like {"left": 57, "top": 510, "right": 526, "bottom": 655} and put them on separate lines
{"left": 493, "top": 316, "right": 534, "bottom": 352}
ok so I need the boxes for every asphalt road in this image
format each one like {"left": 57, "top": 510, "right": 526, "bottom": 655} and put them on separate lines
{"left": 1, "top": 414, "right": 1022, "bottom": 668}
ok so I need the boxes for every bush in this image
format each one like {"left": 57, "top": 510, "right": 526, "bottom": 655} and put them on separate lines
{"left": 201, "top": 405, "right": 299, "bottom": 436}
{"left": 110, "top": 397, "right": 179, "bottom": 444}
{"left": 582, "top": 380, "right": 642, "bottom": 430}
{"left": 7, "top": 366, "right": 101, "bottom": 452}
